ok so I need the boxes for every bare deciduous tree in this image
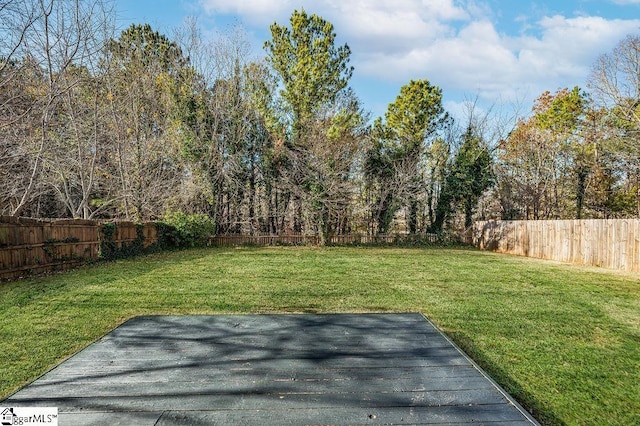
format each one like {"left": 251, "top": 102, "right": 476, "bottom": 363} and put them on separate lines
{"left": 589, "top": 33, "right": 640, "bottom": 215}
{"left": 1, "top": 0, "right": 114, "bottom": 217}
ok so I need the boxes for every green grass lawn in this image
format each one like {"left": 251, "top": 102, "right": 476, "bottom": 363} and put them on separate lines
{"left": 1, "top": 246, "right": 638, "bottom": 425}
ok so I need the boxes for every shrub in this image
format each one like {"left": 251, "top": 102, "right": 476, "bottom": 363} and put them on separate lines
{"left": 154, "top": 221, "right": 181, "bottom": 250}
{"left": 99, "top": 222, "right": 146, "bottom": 260}
{"left": 99, "top": 222, "right": 118, "bottom": 260}
{"left": 160, "top": 212, "right": 215, "bottom": 248}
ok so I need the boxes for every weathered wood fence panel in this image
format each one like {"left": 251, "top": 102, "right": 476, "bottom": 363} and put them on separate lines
{"left": 474, "top": 219, "right": 640, "bottom": 272}
{"left": 0, "top": 217, "right": 99, "bottom": 280}
{"left": 0, "top": 217, "right": 158, "bottom": 280}
{"left": 211, "top": 233, "right": 439, "bottom": 247}
{"left": 109, "top": 222, "right": 158, "bottom": 249}
{"left": 212, "top": 234, "right": 320, "bottom": 247}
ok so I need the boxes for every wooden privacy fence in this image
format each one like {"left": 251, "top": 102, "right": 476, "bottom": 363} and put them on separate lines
{"left": 213, "top": 234, "right": 320, "bottom": 246}
{"left": 474, "top": 219, "right": 640, "bottom": 272}
{"left": 101, "top": 222, "right": 158, "bottom": 254}
{"left": 0, "top": 217, "right": 157, "bottom": 280}
{"left": 212, "top": 233, "right": 439, "bottom": 247}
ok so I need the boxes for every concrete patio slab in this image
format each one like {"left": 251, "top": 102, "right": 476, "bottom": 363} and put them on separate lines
{"left": 3, "top": 313, "right": 539, "bottom": 425}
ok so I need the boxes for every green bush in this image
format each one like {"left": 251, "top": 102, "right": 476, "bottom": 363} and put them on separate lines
{"left": 160, "top": 213, "right": 215, "bottom": 248}
{"left": 154, "top": 221, "right": 181, "bottom": 250}
{"left": 99, "top": 222, "right": 146, "bottom": 260}
{"left": 99, "top": 222, "right": 118, "bottom": 260}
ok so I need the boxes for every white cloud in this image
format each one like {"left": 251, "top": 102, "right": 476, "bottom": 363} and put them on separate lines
{"left": 513, "top": 16, "right": 640, "bottom": 91}
{"left": 200, "top": 0, "right": 469, "bottom": 40}
{"left": 353, "top": 12, "right": 640, "bottom": 105}
{"left": 200, "top": 0, "right": 288, "bottom": 15}
{"left": 198, "top": 0, "right": 640, "bottom": 109}
{"left": 198, "top": 0, "right": 294, "bottom": 25}
{"left": 610, "top": 0, "right": 640, "bottom": 4}
{"left": 329, "top": 0, "right": 467, "bottom": 56}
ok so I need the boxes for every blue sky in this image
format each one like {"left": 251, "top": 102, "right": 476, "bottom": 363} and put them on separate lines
{"left": 114, "top": 0, "right": 640, "bottom": 122}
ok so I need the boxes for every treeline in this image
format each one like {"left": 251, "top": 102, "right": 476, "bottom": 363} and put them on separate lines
{"left": 1, "top": 1, "right": 639, "bottom": 243}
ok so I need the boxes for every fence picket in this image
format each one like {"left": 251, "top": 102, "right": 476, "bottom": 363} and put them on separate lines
{"left": 0, "top": 217, "right": 158, "bottom": 280}
{"left": 210, "top": 233, "right": 439, "bottom": 247}
{"left": 474, "top": 219, "right": 640, "bottom": 272}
